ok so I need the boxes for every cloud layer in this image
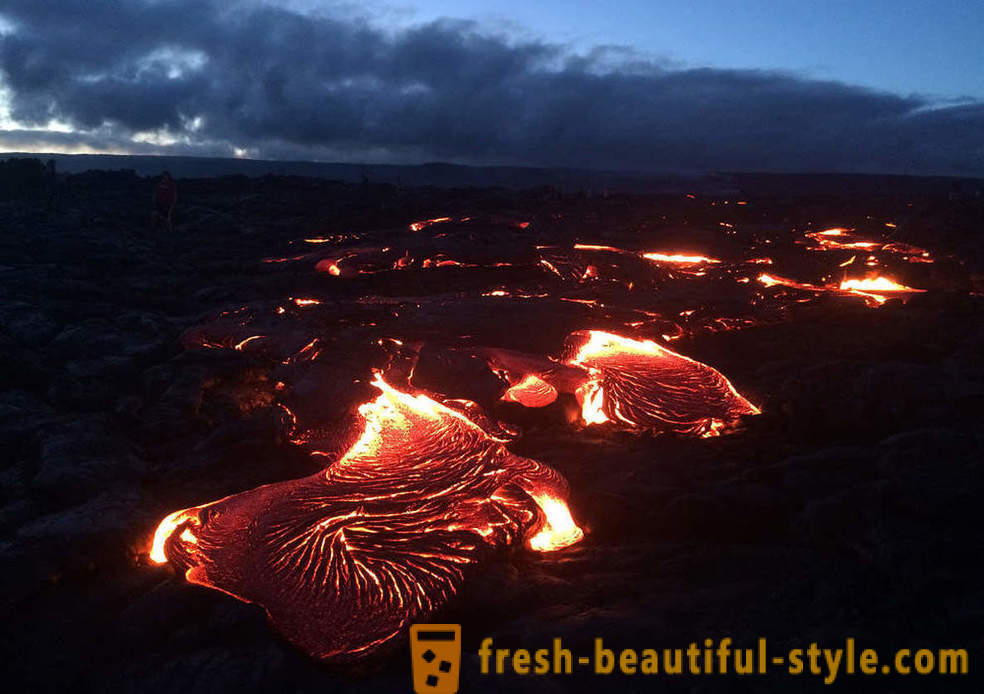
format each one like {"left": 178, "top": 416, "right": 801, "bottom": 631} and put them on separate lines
{"left": 1, "top": 0, "right": 982, "bottom": 175}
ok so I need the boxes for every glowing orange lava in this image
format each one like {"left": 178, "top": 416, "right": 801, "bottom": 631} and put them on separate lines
{"left": 150, "top": 374, "right": 582, "bottom": 661}
{"left": 165, "top": 201, "right": 956, "bottom": 665}
{"left": 838, "top": 277, "right": 926, "bottom": 304}
{"left": 839, "top": 277, "right": 916, "bottom": 292}
{"left": 409, "top": 216, "right": 453, "bottom": 232}
{"left": 757, "top": 273, "right": 822, "bottom": 292}
{"left": 316, "top": 258, "right": 343, "bottom": 275}
{"left": 803, "top": 228, "right": 881, "bottom": 251}
{"left": 563, "top": 330, "right": 758, "bottom": 435}
{"left": 574, "top": 243, "right": 627, "bottom": 253}
{"left": 881, "top": 242, "right": 933, "bottom": 263}
{"left": 759, "top": 273, "right": 925, "bottom": 306}
{"left": 642, "top": 252, "right": 721, "bottom": 265}
{"left": 233, "top": 335, "right": 265, "bottom": 351}
{"left": 575, "top": 379, "right": 609, "bottom": 425}
{"left": 501, "top": 374, "right": 559, "bottom": 408}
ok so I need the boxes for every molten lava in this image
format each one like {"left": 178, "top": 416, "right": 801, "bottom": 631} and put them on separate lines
{"left": 501, "top": 373, "right": 559, "bottom": 408}
{"left": 159, "top": 205, "right": 961, "bottom": 666}
{"left": 804, "top": 228, "right": 881, "bottom": 251}
{"left": 315, "top": 257, "right": 346, "bottom": 275}
{"left": 757, "top": 273, "right": 822, "bottom": 292}
{"left": 642, "top": 252, "right": 721, "bottom": 265}
{"left": 838, "top": 277, "right": 926, "bottom": 304}
{"left": 882, "top": 242, "right": 933, "bottom": 262}
{"left": 563, "top": 330, "right": 759, "bottom": 435}
{"left": 802, "top": 229, "right": 933, "bottom": 264}
{"left": 758, "top": 273, "right": 925, "bottom": 306}
{"left": 150, "top": 374, "right": 582, "bottom": 661}
{"left": 409, "top": 216, "right": 453, "bottom": 232}
{"left": 573, "top": 243, "right": 628, "bottom": 254}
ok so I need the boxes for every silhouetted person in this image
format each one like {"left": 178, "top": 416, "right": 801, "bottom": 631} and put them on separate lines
{"left": 152, "top": 171, "right": 177, "bottom": 233}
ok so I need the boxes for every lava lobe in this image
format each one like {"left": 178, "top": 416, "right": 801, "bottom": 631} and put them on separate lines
{"left": 477, "top": 330, "right": 759, "bottom": 435}
{"left": 562, "top": 330, "right": 760, "bottom": 435}
{"left": 151, "top": 374, "right": 582, "bottom": 661}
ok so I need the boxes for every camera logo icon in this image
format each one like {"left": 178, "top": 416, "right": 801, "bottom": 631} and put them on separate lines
{"left": 410, "top": 624, "right": 461, "bottom": 694}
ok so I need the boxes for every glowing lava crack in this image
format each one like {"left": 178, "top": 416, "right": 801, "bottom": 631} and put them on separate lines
{"left": 150, "top": 375, "right": 582, "bottom": 661}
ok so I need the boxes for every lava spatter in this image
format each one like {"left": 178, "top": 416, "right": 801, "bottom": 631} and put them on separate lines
{"left": 150, "top": 373, "right": 582, "bottom": 661}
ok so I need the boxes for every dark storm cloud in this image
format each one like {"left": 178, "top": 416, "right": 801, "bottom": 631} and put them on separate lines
{"left": 1, "top": 0, "right": 982, "bottom": 175}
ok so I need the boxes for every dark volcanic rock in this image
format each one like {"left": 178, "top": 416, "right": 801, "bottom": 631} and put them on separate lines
{"left": 1, "top": 171, "right": 982, "bottom": 692}
{"left": 658, "top": 482, "right": 791, "bottom": 543}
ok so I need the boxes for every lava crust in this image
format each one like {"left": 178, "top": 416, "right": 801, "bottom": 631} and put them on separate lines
{"left": 151, "top": 374, "right": 581, "bottom": 660}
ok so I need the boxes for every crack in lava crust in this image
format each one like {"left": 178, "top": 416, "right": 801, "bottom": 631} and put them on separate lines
{"left": 151, "top": 374, "right": 582, "bottom": 661}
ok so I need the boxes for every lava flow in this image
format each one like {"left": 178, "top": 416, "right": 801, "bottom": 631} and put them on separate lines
{"left": 758, "top": 273, "right": 925, "bottom": 306}
{"left": 803, "top": 228, "right": 881, "bottom": 251}
{"left": 150, "top": 373, "right": 582, "bottom": 661}
{"left": 501, "top": 373, "right": 559, "bottom": 408}
{"left": 476, "top": 330, "right": 758, "bottom": 435}
{"left": 641, "top": 251, "right": 721, "bottom": 265}
{"left": 409, "top": 216, "right": 453, "bottom": 232}
{"left": 563, "top": 330, "right": 759, "bottom": 436}
{"left": 838, "top": 277, "right": 926, "bottom": 303}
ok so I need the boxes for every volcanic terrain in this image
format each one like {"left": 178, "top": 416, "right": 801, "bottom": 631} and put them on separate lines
{"left": 1, "top": 168, "right": 982, "bottom": 692}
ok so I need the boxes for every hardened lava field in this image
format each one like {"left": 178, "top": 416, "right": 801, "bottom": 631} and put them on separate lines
{"left": 151, "top": 174, "right": 972, "bottom": 662}
{"left": 2, "top": 172, "right": 982, "bottom": 692}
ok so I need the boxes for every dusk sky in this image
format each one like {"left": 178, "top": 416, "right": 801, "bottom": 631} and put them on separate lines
{"left": 387, "top": 0, "right": 984, "bottom": 99}
{"left": 1, "top": 0, "right": 981, "bottom": 175}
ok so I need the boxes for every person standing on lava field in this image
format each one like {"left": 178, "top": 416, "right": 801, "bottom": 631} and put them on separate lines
{"left": 152, "top": 171, "right": 177, "bottom": 233}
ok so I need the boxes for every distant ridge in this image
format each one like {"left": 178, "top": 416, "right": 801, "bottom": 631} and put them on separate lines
{"left": 0, "top": 152, "right": 717, "bottom": 194}
{"left": 2, "top": 152, "right": 980, "bottom": 196}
